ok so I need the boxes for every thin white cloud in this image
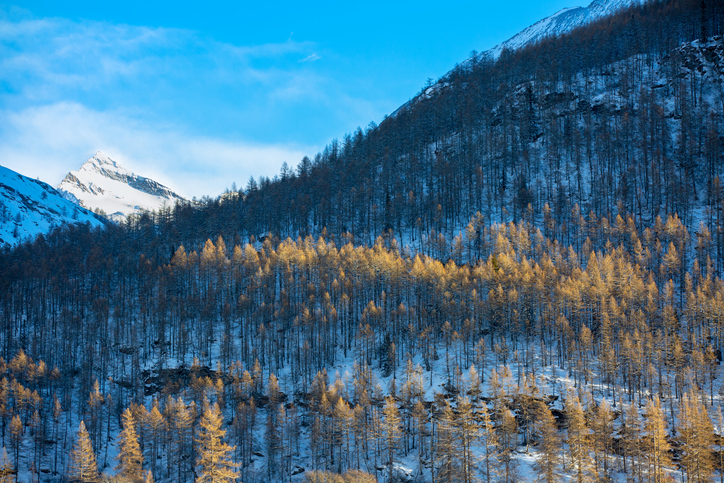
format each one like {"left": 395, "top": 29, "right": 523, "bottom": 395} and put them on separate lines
{"left": 0, "top": 102, "right": 313, "bottom": 198}
{"left": 0, "top": 10, "right": 332, "bottom": 111}
{"left": 0, "top": 9, "right": 396, "bottom": 199}
{"left": 299, "top": 53, "right": 321, "bottom": 63}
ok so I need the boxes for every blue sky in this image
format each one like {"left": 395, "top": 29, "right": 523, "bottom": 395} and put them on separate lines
{"left": 1, "top": 0, "right": 577, "bottom": 198}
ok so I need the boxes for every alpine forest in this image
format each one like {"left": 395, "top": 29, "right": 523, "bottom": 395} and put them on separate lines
{"left": 3, "top": 0, "right": 724, "bottom": 481}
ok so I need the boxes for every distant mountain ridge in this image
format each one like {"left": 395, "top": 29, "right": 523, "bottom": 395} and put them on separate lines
{"left": 484, "top": 0, "right": 644, "bottom": 59}
{"left": 58, "top": 152, "right": 186, "bottom": 221}
{"left": 0, "top": 164, "right": 106, "bottom": 247}
{"left": 394, "top": 0, "right": 646, "bottom": 115}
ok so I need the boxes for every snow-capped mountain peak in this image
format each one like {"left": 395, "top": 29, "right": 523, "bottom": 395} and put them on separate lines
{"left": 81, "top": 151, "right": 123, "bottom": 171}
{"left": 0, "top": 165, "right": 106, "bottom": 247}
{"left": 58, "top": 152, "right": 186, "bottom": 221}
{"left": 487, "top": 0, "right": 644, "bottom": 58}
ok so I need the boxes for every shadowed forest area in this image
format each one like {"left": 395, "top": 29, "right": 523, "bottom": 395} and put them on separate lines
{"left": 2, "top": 0, "right": 724, "bottom": 481}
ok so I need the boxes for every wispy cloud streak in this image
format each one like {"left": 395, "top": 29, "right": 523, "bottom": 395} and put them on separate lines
{"left": 0, "top": 9, "right": 391, "bottom": 197}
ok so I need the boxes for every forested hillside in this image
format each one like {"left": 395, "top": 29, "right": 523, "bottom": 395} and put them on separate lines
{"left": 218, "top": 0, "right": 724, "bottom": 266}
{"left": 2, "top": 0, "right": 724, "bottom": 481}
{"left": 2, "top": 214, "right": 724, "bottom": 482}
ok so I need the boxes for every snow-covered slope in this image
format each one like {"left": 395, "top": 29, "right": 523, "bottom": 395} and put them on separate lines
{"left": 485, "top": 0, "right": 644, "bottom": 59}
{"left": 58, "top": 152, "right": 186, "bottom": 222}
{"left": 393, "top": 0, "right": 645, "bottom": 116}
{"left": 0, "top": 165, "right": 106, "bottom": 247}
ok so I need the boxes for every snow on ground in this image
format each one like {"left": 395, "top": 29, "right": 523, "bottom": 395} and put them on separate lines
{"left": 485, "top": 0, "right": 644, "bottom": 59}
{"left": 126, "top": 316, "right": 712, "bottom": 483}
{"left": 0, "top": 164, "right": 105, "bottom": 247}
{"left": 58, "top": 151, "right": 185, "bottom": 221}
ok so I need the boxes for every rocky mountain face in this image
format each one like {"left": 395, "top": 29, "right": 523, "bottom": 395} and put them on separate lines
{"left": 58, "top": 152, "right": 186, "bottom": 221}
{"left": 0, "top": 164, "right": 106, "bottom": 247}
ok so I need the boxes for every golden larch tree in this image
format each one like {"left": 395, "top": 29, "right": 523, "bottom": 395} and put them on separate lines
{"left": 68, "top": 421, "right": 99, "bottom": 483}
{"left": 115, "top": 408, "right": 144, "bottom": 483}
{"left": 195, "top": 402, "right": 238, "bottom": 483}
{"left": 0, "top": 447, "right": 14, "bottom": 483}
{"left": 643, "top": 396, "right": 672, "bottom": 483}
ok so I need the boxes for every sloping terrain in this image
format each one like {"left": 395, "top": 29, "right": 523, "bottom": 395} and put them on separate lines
{"left": 58, "top": 151, "right": 186, "bottom": 221}
{"left": 0, "top": 164, "right": 105, "bottom": 247}
{"left": 486, "top": 0, "right": 645, "bottom": 57}
{"left": 0, "top": 1, "right": 723, "bottom": 482}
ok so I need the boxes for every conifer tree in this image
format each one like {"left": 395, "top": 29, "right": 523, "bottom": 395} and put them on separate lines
{"left": 333, "top": 396, "right": 352, "bottom": 473}
{"left": 8, "top": 415, "right": 21, "bottom": 476}
{"left": 532, "top": 401, "right": 561, "bottom": 483}
{"left": 589, "top": 399, "right": 614, "bottom": 479}
{"left": 457, "top": 396, "right": 478, "bottom": 483}
{"left": 145, "top": 405, "right": 165, "bottom": 480}
{"left": 170, "top": 397, "right": 195, "bottom": 482}
{"left": 411, "top": 399, "right": 428, "bottom": 477}
{"left": 715, "top": 405, "right": 724, "bottom": 483}
{"left": 282, "top": 403, "right": 300, "bottom": 480}
{"left": 266, "top": 374, "right": 282, "bottom": 478}
{"left": 620, "top": 399, "right": 642, "bottom": 480}
{"left": 643, "top": 396, "right": 672, "bottom": 483}
{"left": 68, "top": 421, "right": 99, "bottom": 483}
{"left": 88, "top": 379, "right": 104, "bottom": 456}
{"left": 566, "top": 395, "right": 596, "bottom": 483}
{"left": 52, "top": 394, "right": 62, "bottom": 476}
{"left": 381, "top": 396, "right": 401, "bottom": 482}
{"left": 0, "top": 447, "right": 14, "bottom": 483}
{"left": 679, "top": 392, "right": 714, "bottom": 483}
{"left": 195, "top": 402, "right": 238, "bottom": 483}
{"left": 479, "top": 402, "right": 499, "bottom": 483}
{"left": 497, "top": 406, "right": 518, "bottom": 483}
{"left": 435, "top": 398, "right": 460, "bottom": 483}
{"left": 116, "top": 408, "right": 144, "bottom": 483}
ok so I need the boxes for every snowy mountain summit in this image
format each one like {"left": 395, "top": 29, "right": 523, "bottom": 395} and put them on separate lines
{"left": 485, "top": 0, "right": 644, "bottom": 58}
{"left": 395, "top": 0, "right": 645, "bottom": 115}
{"left": 0, "top": 165, "right": 106, "bottom": 247}
{"left": 58, "top": 152, "right": 186, "bottom": 221}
